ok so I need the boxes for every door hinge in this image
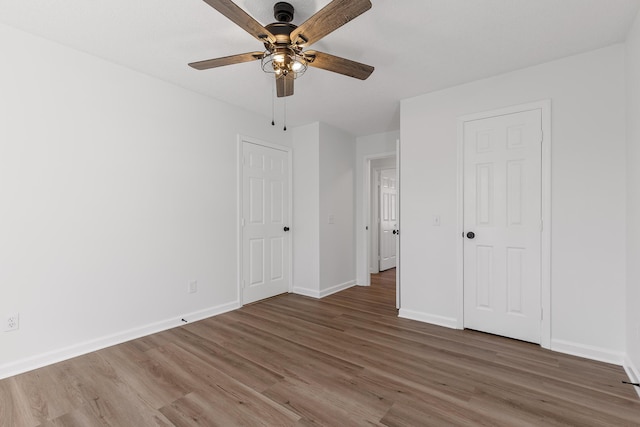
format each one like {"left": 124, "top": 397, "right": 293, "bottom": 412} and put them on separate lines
{"left": 540, "top": 129, "right": 544, "bottom": 144}
{"left": 540, "top": 219, "right": 543, "bottom": 232}
{"left": 241, "top": 218, "right": 245, "bottom": 227}
{"left": 541, "top": 307, "right": 544, "bottom": 321}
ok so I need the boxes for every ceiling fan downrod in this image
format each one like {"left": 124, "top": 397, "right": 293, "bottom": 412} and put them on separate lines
{"left": 273, "top": 2, "right": 294, "bottom": 22}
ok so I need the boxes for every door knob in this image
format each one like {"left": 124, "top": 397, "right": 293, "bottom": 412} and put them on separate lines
{"left": 466, "top": 231, "right": 475, "bottom": 239}
{"left": 283, "top": 226, "right": 290, "bottom": 232}
{"left": 392, "top": 230, "right": 397, "bottom": 235}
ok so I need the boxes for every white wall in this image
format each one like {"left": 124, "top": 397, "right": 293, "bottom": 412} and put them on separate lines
{"left": 0, "top": 23, "right": 289, "bottom": 379}
{"left": 355, "top": 131, "right": 399, "bottom": 285}
{"left": 292, "top": 123, "right": 320, "bottom": 295}
{"left": 292, "top": 122, "right": 357, "bottom": 297}
{"left": 626, "top": 10, "right": 640, "bottom": 382}
{"left": 319, "top": 123, "right": 356, "bottom": 294}
{"left": 400, "top": 45, "right": 627, "bottom": 363}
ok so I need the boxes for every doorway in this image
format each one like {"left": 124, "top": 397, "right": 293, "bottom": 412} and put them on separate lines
{"left": 239, "top": 137, "right": 292, "bottom": 305}
{"left": 378, "top": 168, "right": 398, "bottom": 272}
{"left": 457, "top": 101, "right": 551, "bottom": 348}
{"left": 364, "top": 148, "right": 400, "bottom": 308}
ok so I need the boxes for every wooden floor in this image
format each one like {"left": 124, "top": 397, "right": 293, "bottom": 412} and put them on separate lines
{"left": 2, "top": 269, "right": 640, "bottom": 426}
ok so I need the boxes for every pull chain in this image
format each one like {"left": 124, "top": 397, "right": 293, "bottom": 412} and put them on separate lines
{"left": 271, "top": 79, "right": 275, "bottom": 126}
{"left": 283, "top": 96, "right": 287, "bottom": 131}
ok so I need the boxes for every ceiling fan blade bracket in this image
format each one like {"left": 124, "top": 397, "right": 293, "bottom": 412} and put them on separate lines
{"left": 293, "top": 34, "right": 308, "bottom": 47}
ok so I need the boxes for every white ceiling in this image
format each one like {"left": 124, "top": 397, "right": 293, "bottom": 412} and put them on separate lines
{"left": 1, "top": 0, "right": 639, "bottom": 137}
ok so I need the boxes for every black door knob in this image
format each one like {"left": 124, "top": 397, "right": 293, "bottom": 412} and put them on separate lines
{"left": 283, "top": 226, "right": 290, "bottom": 232}
{"left": 392, "top": 230, "right": 397, "bottom": 235}
{"left": 466, "top": 231, "right": 475, "bottom": 239}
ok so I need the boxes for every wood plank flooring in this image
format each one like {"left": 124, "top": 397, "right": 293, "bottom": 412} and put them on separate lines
{"left": 2, "top": 268, "right": 640, "bottom": 426}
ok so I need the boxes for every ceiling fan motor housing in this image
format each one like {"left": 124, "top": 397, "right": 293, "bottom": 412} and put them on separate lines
{"left": 274, "top": 2, "right": 295, "bottom": 23}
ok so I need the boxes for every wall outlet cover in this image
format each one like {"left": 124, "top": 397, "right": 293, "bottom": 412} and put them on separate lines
{"left": 5, "top": 313, "right": 19, "bottom": 332}
{"left": 188, "top": 281, "right": 198, "bottom": 294}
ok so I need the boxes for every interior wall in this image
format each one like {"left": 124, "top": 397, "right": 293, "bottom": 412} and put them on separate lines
{"left": 318, "top": 123, "right": 357, "bottom": 295}
{"left": 0, "top": 23, "right": 290, "bottom": 379}
{"left": 355, "top": 131, "right": 399, "bottom": 285}
{"left": 291, "top": 122, "right": 357, "bottom": 297}
{"left": 626, "top": 9, "right": 640, "bottom": 380}
{"left": 292, "top": 123, "right": 321, "bottom": 296}
{"left": 400, "top": 44, "right": 627, "bottom": 363}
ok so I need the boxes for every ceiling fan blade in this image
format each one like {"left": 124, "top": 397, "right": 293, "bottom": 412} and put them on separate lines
{"left": 189, "top": 52, "right": 264, "bottom": 70}
{"left": 290, "top": 0, "right": 372, "bottom": 47}
{"left": 304, "top": 50, "right": 374, "bottom": 80}
{"left": 201, "top": 0, "right": 275, "bottom": 43}
{"left": 276, "top": 74, "right": 294, "bottom": 97}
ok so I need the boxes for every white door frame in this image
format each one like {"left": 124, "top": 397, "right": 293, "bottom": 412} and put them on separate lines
{"left": 363, "top": 146, "right": 401, "bottom": 310}
{"left": 371, "top": 168, "right": 381, "bottom": 275}
{"left": 362, "top": 151, "right": 396, "bottom": 286}
{"left": 456, "top": 100, "right": 551, "bottom": 349}
{"left": 237, "top": 135, "right": 293, "bottom": 306}
{"left": 395, "top": 138, "right": 401, "bottom": 310}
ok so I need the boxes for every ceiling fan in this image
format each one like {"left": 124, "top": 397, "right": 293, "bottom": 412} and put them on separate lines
{"left": 189, "top": 0, "right": 374, "bottom": 97}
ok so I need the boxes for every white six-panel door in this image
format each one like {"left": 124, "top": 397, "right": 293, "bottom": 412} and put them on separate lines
{"left": 463, "top": 109, "right": 542, "bottom": 344}
{"left": 242, "top": 141, "right": 290, "bottom": 305}
{"left": 379, "top": 169, "right": 397, "bottom": 271}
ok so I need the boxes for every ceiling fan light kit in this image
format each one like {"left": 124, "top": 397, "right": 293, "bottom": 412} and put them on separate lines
{"left": 260, "top": 42, "right": 308, "bottom": 79}
{"left": 189, "top": 0, "right": 375, "bottom": 98}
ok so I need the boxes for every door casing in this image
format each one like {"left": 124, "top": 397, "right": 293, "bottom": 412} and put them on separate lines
{"left": 362, "top": 149, "right": 401, "bottom": 309}
{"left": 362, "top": 152, "right": 396, "bottom": 284}
{"left": 456, "top": 100, "right": 551, "bottom": 349}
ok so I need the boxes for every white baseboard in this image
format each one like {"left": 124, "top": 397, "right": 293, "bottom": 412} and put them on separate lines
{"left": 293, "top": 280, "right": 356, "bottom": 299}
{"left": 292, "top": 286, "right": 321, "bottom": 298}
{"left": 398, "top": 309, "right": 458, "bottom": 329}
{"left": 0, "top": 300, "right": 240, "bottom": 380}
{"left": 319, "top": 280, "right": 356, "bottom": 298}
{"left": 623, "top": 356, "right": 640, "bottom": 399}
{"left": 550, "top": 339, "right": 625, "bottom": 366}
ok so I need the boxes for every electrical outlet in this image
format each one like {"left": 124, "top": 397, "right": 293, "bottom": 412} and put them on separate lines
{"left": 188, "top": 280, "right": 198, "bottom": 294}
{"left": 5, "top": 313, "right": 19, "bottom": 332}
